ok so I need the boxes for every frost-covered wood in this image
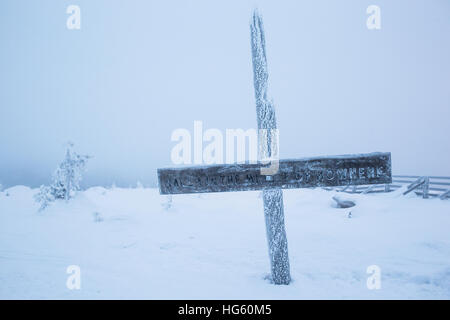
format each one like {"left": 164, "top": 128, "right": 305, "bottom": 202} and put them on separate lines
{"left": 422, "top": 177, "right": 429, "bottom": 199}
{"left": 155, "top": 9, "right": 393, "bottom": 287}
{"left": 440, "top": 189, "right": 450, "bottom": 200}
{"left": 362, "top": 184, "right": 377, "bottom": 194}
{"left": 403, "top": 177, "right": 426, "bottom": 195}
{"left": 158, "top": 152, "right": 392, "bottom": 194}
{"left": 250, "top": 10, "right": 290, "bottom": 285}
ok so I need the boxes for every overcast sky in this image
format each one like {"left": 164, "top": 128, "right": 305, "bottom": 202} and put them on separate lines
{"left": 1, "top": 0, "right": 449, "bottom": 188}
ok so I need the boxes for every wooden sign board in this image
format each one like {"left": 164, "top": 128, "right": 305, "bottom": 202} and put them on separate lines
{"left": 158, "top": 152, "right": 391, "bottom": 195}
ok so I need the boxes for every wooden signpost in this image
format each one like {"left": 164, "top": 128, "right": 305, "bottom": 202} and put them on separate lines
{"left": 157, "top": 10, "right": 392, "bottom": 285}
{"left": 158, "top": 153, "right": 392, "bottom": 195}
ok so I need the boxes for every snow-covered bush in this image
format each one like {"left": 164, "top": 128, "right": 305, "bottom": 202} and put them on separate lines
{"left": 35, "top": 144, "right": 90, "bottom": 210}
{"left": 35, "top": 185, "right": 55, "bottom": 211}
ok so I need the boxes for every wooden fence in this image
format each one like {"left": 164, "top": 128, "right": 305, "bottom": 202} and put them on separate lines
{"left": 324, "top": 175, "right": 450, "bottom": 200}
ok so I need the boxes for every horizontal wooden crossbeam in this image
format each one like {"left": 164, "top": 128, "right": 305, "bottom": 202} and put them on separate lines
{"left": 158, "top": 152, "right": 392, "bottom": 195}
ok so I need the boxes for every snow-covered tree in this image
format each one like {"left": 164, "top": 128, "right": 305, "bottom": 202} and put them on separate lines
{"left": 35, "top": 143, "right": 90, "bottom": 210}
{"left": 34, "top": 185, "right": 54, "bottom": 211}
{"left": 50, "top": 144, "right": 90, "bottom": 200}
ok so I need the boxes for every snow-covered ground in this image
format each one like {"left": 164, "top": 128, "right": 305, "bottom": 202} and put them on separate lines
{"left": 0, "top": 185, "right": 449, "bottom": 299}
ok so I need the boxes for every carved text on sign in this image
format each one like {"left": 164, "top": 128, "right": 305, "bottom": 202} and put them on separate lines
{"left": 158, "top": 152, "right": 392, "bottom": 194}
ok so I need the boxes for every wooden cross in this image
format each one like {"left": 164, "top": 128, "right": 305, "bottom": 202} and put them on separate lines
{"left": 157, "top": 10, "right": 392, "bottom": 285}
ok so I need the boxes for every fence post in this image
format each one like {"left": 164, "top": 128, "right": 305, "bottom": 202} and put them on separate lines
{"left": 422, "top": 177, "right": 429, "bottom": 199}
{"left": 384, "top": 184, "right": 390, "bottom": 192}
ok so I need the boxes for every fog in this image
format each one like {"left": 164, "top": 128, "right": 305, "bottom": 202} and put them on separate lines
{"left": 1, "top": 0, "right": 449, "bottom": 188}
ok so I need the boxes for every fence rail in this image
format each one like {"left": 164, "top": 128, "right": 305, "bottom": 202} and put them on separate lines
{"left": 329, "top": 175, "right": 450, "bottom": 200}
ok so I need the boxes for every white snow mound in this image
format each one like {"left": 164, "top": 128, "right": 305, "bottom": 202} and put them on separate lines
{"left": 0, "top": 187, "right": 449, "bottom": 299}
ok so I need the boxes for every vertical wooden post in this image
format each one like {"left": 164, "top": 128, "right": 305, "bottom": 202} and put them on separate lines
{"left": 385, "top": 184, "right": 390, "bottom": 192}
{"left": 422, "top": 177, "right": 429, "bottom": 199}
{"left": 250, "top": 10, "right": 291, "bottom": 285}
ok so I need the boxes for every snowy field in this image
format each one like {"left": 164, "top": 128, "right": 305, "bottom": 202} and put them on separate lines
{"left": 0, "top": 185, "right": 449, "bottom": 299}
